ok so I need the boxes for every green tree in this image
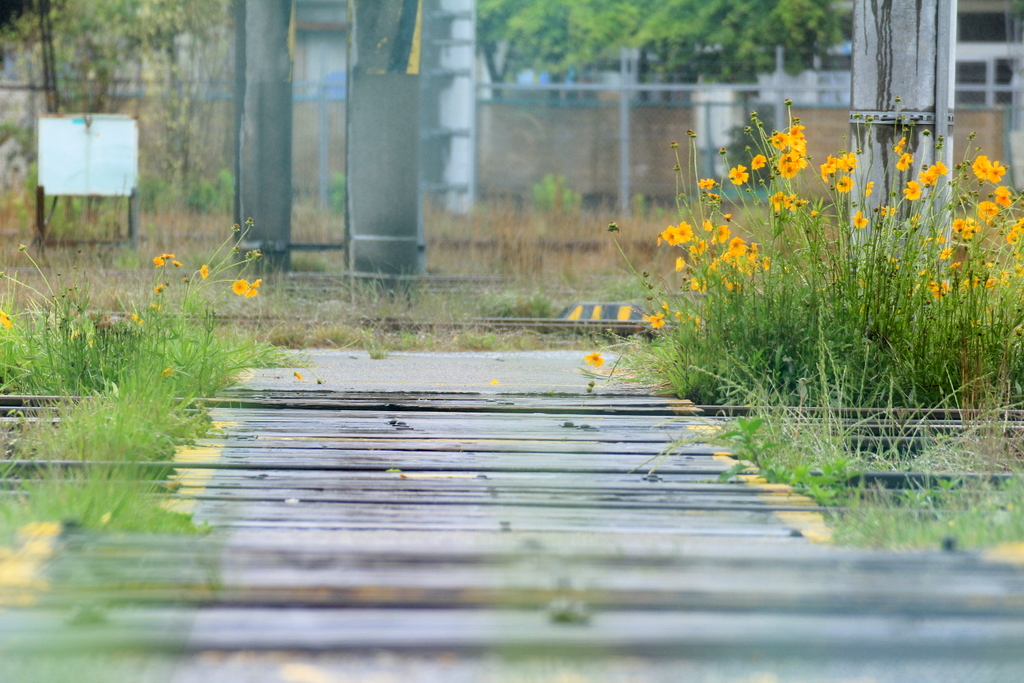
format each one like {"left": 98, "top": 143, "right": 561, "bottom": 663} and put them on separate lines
{"left": 478, "top": 0, "right": 846, "bottom": 82}
{"left": 478, "top": 0, "right": 644, "bottom": 81}
{"left": 2, "top": 0, "right": 232, "bottom": 198}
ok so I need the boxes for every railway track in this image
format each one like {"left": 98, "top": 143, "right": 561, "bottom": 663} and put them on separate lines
{"left": 4, "top": 352, "right": 1024, "bottom": 679}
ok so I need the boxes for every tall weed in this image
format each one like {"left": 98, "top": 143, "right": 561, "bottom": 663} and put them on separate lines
{"left": 637, "top": 110, "right": 1024, "bottom": 410}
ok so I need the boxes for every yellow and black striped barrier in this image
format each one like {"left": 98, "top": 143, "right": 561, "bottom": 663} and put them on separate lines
{"left": 558, "top": 302, "right": 644, "bottom": 322}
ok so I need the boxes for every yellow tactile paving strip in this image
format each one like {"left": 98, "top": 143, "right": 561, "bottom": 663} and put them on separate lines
{"left": 712, "top": 452, "right": 833, "bottom": 543}
{"left": 162, "top": 421, "right": 238, "bottom": 515}
{"left": 0, "top": 521, "right": 63, "bottom": 607}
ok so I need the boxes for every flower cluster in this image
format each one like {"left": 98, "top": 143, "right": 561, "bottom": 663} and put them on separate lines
{"left": 232, "top": 278, "right": 262, "bottom": 298}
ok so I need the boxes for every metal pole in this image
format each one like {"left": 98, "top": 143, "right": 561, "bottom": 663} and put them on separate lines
{"left": 774, "top": 45, "right": 785, "bottom": 131}
{"left": 618, "top": 46, "right": 630, "bottom": 216}
{"left": 850, "top": 0, "right": 954, "bottom": 238}
{"left": 318, "top": 79, "right": 329, "bottom": 209}
{"left": 346, "top": 0, "right": 423, "bottom": 275}
{"left": 935, "top": 0, "right": 956, "bottom": 199}
{"left": 236, "top": 0, "right": 294, "bottom": 270}
{"left": 232, "top": 0, "right": 245, "bottom": 227}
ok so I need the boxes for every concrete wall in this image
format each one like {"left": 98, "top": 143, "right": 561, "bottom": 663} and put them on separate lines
{"left": 477, "top": 101, "right": 1009, "bottom": 203}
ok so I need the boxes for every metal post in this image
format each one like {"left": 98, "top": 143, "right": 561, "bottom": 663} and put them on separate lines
{"left": 774, "top": 45, "right": 786, "bottom": 131}
{"left": 235, "top": 0, "right": 294, "bottom": 271}
{"left": 346, "top": 0, "right": 423, "bottom": 275}
{"left": 850, "top": 0, "right": 956, "bottom": 238}
{"left": 618, "top": 47, "right": 631, "bottom": 216}
{"left": 318, "top": 79, "right": 329, "bottom": 209}
{"left": 128, "top": 186, "right": 139, "bottom": 248}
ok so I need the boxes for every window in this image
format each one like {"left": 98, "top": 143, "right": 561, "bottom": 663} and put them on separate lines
{"left": 957, "top": 61, "right": 987, "bottom": 105}
{"left": 958, "top": 12, "right": 1008, "bottom": 42}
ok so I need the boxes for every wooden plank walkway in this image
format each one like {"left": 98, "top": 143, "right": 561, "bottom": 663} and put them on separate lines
{"left": 7, "top": 355, "right": 1024, "bottom": 679}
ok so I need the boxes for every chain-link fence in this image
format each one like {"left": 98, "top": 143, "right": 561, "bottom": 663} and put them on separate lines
{"left": 476, "top": 80, "right": 1017, "bottom": 212}
{"left": 0, "top": 76, "right": 1020, "bottom": 213}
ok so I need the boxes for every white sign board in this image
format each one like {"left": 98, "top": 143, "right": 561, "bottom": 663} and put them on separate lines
{"left": 38, "top": 114, "right": 138, "bottom": 196}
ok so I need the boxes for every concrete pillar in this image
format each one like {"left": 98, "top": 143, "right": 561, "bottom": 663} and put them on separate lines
{"left": 346, "top": 0, "right": 423, "bottom": 275}
{"left": 235, "top": 0, "right": 294, "bottom": 270}
{"left": 850, "top": 0, "right": 956, "bottom": 232}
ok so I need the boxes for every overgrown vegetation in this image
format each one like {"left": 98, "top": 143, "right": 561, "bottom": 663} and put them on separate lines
{"left": 640, "top": 112, "right": 1023, "bottom": 411}
{"left": 628, "top": 106, "right": 1024, "bottom": 548}
{"left": 0, "top": 223, "right": 282, "bottom": 538}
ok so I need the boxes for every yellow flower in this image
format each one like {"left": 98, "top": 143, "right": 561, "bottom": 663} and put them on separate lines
{"left": 131, "top": 313, "right": 144, "bottom": 325}
{"left": 835, "top": 176, "right": 853, "bottom": 193}
{"left": 153, "top": 256, "right": 166, "bottom": 267}
{"left": 154, "top": 284, "right": 165, "bottom": 294}
{"left": 819, "top": 158, "right": 837, "bottom": 182}
{"left": 697, "top": 178, "right": 717, "bottom": 190}
{"left": 878, "top": 205, "right": 895, "bottom": 217}
{"left": 689, "top": 240, "right": 709, "bottom": 258}
{"left": 245, "top": 278, "right": 262, "bottom": 298}
{"left": 896, "top": 153, "right": 913, "bottom": 172}
{"left": 1008, "top": 229, "right": 1023, "bottom": 245}
{"left": 973, "top": 155, "right": 1007, "bottom": 183}
{"left": 939, "top": 247, "right": 954, "bottom": 259}
{"left": 688, "top": 278, "right": 707, "bottom": 293}
{"left": 161, "top": 253, "right": 176, "bottom": 259}
{"left": 894, "top": 136, "right": 907, "bottom": 155}
{"left": 658, "top": 221, "right": 694, "bottom": 246}
{"left": 724, "top": 236, "right": 749, "bottom": 261}
{"left": 778, "top": 152, "right": 807, "bottom": 179}
{"left": 232, "top": 279, "right": 249, "bottom": 295}
{"left": 865, "top": 181, "right": 874, "bottom": 197}
{"left": 751, "top": 154, "right": 767, "bottom": 170}
{"left": 928, "top": 280, "right": 951, "bottom": 299}
{"left": 830, "top": 152, "right": 855, "bottom": 173}
{"left": 770, "top": 131, "right": 790, "bottom": 150}
{"left": 294, "top": 372, "right": 304, "bottom": 380}
{"left": 200, "top": 264, "right": 210, "bottom": 279}
{"left": 987, "top": 160, "right": 1007, "bottom": 183}
{"left": 918, "top": 161, "right": 947, "bottom": 187}
{"left": 643, "top": 313, "right": 667, "bottom": 329}
{"left": 978, "top": 200, "right": 999, "bottom": 223}
{"left": 161, "top": 368, "right": 174, "bottom": 379}
{"left": 675, "top": 256, "right": 685, "bottom": 272}
{"left": 770, "top": 192, "right": 797, "bottom": 212}
{"left": 713, "top": 224, "right": 731, "bottom": 245}
{"left": 702, "top": 219, "right": 713, "bottom": 232}
{"left": 995, "top": 186, "right": 1013, "bottom": 208}
{"left": 788, "top": 125, "right": 807, "bottom": 150}
{"left": 728, "top": 165, "right": 749, "bottom": 185}
{"left": 953, "top": 218, "right": 980, "bottom": 240}
{"left": 0, "top": 311, "right": 11, "bottom": 330}
{"left": 903, "top": 181, "right": 922, "bottom": 201}
{"left": 852, "top": 210, "right": 868, "bottom": 229}
{"left": 172, "top": 260, "right": 183, "bottom": 267}
{"left": 584, "top": 352, "right": 605, "bottom": 368}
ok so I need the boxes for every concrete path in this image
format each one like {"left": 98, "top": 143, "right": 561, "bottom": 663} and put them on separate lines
{"left": 244, "top": 349, "right": 631, "bottom": 395}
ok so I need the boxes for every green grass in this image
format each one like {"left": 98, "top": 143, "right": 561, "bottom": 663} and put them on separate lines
{"left": 832, "top": 479, "right": 1024, "bottom": 550}
{"left": 0, "top": 224, "right": 284, "bottom": 538}
{"left": 627, "top": 110, "right": 1024, "bottom": 548}
{"left": 635, "top": 117, "right": 1024, "bottom": 411}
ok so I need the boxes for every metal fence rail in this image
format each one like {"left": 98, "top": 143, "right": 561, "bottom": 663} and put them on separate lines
{"left": 1, "top": 75, "right": 1023, "bottom": 214}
